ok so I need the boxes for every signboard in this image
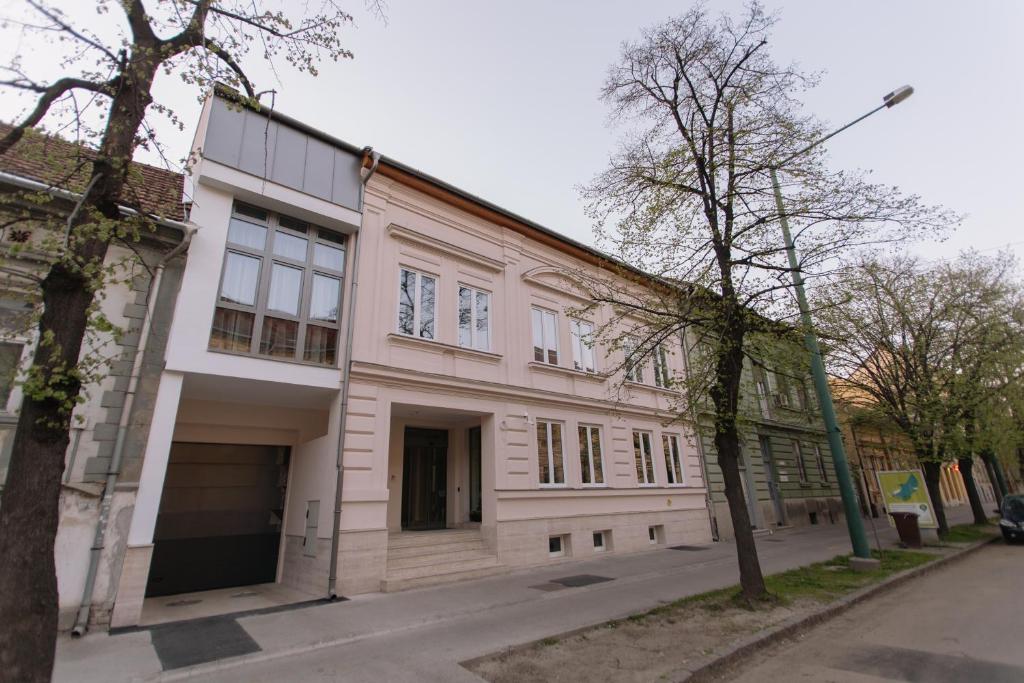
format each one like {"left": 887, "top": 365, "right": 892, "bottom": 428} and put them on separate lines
{"left": 876, "top": 469, "right": 937, "bottom": 529}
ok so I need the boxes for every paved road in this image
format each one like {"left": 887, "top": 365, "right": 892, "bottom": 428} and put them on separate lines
{"left": 724, "top": 542, "right": 1024, "bottom": 683}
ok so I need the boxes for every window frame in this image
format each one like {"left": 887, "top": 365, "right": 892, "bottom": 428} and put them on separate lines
{"left": 457, "top": 283, "right": 491, "bottom": 351}
{"left": 211, "top": 202, "right": 347, "bottom": 366}
{"left": 793, "top": 440, "right": 808, "bottom": 482}
{"left": 570, "top": 319, "right": 596, "bottom": 373}
{"left": 577, "top": 424, "right": 606, "bottom": 487}
{"left": 653, "top": 344, "right": 671, "bottom": 388}
{"left": 537, "top": 419, "right": 566, "bottom": 487}
{"left": 397, "top": 266, "right": 438, "bottom": 340}
{"left": 815, "top": 443, "right": 829, "bottom": 482}
{"left": 531, "top": 306, "right": 559, "bottom": 365}
{"left": 662, "top": 433, "right": 686, "bottom": 486}
{"left": 633, "top": 430, "right": 656, "bottom": 486}
{"left": 623, "top": 337, "right": 644, "bottom": 384}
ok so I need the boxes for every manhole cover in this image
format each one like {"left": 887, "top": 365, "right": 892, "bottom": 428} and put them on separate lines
{"left": 668, "top": 545, "right": 708, "bottom": 551}
{"left": 165, "top": 599, "right": 202, "bottom": 607}
{"left": 550, "top": 574, "right": 614, "bottom": 588}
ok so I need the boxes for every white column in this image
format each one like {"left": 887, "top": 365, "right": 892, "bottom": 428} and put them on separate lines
{"left": 126, "top": 370, "right": 183, "bottom": 545}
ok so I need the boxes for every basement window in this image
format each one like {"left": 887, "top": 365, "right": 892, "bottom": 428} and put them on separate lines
{"left": 549, "top": 535, "right": 568, "bottom": 558}
{"left": 593, "top": 531, "right": 607, "bottom": 552}
{"left": 648, "top": 525, "right": 664, "bottom": 545}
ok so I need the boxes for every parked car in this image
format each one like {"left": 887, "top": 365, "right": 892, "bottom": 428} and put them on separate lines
{"left": 999, "top": 495, "right": 1024, "bottom": 543}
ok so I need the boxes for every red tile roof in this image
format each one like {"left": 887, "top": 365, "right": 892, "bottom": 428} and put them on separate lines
{"left": 0, "top": 122, "right": 185, "bottom": 222}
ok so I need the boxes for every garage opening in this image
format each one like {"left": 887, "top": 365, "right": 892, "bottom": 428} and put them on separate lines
{"left": 146, "top": 442, "right": 290, "bottom": 597}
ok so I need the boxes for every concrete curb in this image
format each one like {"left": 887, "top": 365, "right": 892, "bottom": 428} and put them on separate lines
{"left": 672, "top": 536, "right": 998, "bottom": 683}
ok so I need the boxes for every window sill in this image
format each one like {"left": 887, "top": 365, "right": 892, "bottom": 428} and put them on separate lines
{"left": 581, "top": 484, "right": 608, "bottom": 489}
{"left": 638, "top": 483, "right": 659, "bottom": 488}
{"left": 387, "top": 333, "right": 502, "bottom": 363}
{"left": 527, "top": 361, "right": 607, "bottom": 382}
{"left": 539, "top": 484, "right": 569, "bottom": 490}
{"left": 206, "top": 346, "right": 340, "bottom": 370}
{"left": 623, "top": 380, "right": 680, "bottom": 396}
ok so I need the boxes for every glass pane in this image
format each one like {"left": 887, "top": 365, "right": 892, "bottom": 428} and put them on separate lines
{"left": 228, "top": 217, "right": 267, "bottom": 250}
{"left": 543, "top": 311, "right": 558, "bottom": 364}
{"left": 571, "top": 321, "right": 582, "bottom": 370}
{"left": 419, "top": 275, "right": 435, "bottom": 339}
{"left": 537, "top": 422, "right": 550, "bottom": 484}
{"left": 314, "top": 242, "right": 345, "bottom": 271}
{"left": 259, "top": 316, "right": 298, "bottom": 358}
{"left": 663, "top": 435, "right": 674, "bottom": 484}
{"left": 643, "top": 433, "right": 655, "bottom": 483}
{"left": 310, "top": 273, "right": 341, "bottom": 322}
{"left": 220, "top": 252, "right": 261, "bottom": 306}
{"left": 591, "top": 428, "right": 604, "bottom": 484}
{"left": 532, "top": 308, "right": 544, "bottom": 362}
{"left": 303, "top": 325, "right": 337, "bottom": 365}
{"left": 578, "top": 426, "right": 591, "bottom": 484}
{"left": 210, "top": 307, "right": 254, "bottom": 353}
{"left": 267, "top": 263, "right": 303, "bottom": 316}
{"left": 273, "top": 230, "right": 308, "bottom": 260}
{"left": 633, "top": 432, "right": 644, "bottom": 483}
{"left": 278, "top": 214, "right": 309, "bottom": 233}
{"left": 475, "top": 291, "right": 489, "bottom": 350}
{"left": 550, "top": 422, "right": 564, "bottom": 484}
{"left": 0, "top": 341, "right": 22, "bottom": 407}
{"left": 458, "top": 287, "right": 472, "bottom": 348}
{"left": 580, "top": 322, "right": 594, "bottom": 372}
{"left": 318, "top": 228, "right": 345, "bottom": 245}
{"left": 234, "top": 202, "right": 267, "bottom": 222}
{"left": 398, "top": 269, "right": 415, "bottom": 335}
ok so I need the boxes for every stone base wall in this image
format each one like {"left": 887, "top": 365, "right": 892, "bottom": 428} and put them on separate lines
{"left": 279, "top": 535, "right": 332, "bottom": 598}
{"left": 782, "top": 496, "right": 844, "bottom": 529}
{"left": 335, "top": 529, "right": 388, "bottom": 596}
{"left": 495, "top": 508, "right": 712, "bottom": 568}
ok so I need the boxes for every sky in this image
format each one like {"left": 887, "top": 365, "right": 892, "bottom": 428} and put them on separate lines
{"left": 2, "top": 0, "right": 1022, "bottom": 263}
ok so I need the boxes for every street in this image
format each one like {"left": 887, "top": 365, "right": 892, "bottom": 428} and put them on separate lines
{"left": 724, "top": 541, "right": 1024, "bottom": 683}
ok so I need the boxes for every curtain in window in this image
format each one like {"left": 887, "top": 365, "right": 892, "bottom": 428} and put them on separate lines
{"left": 310, "top": 274, "right": 341, "bottom": 322}
{"left": 267, "top": 263, "right": 303, "bottom": 316}
{"left": 220, "top": 252, "right": 261, "bottom": 306}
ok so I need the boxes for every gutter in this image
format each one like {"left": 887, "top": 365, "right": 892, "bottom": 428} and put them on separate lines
{"left": 71, "top": 225, "right": 196, "bottom": 636}
{"left": 326, "top": 148, "right": 379, "bottom": 599}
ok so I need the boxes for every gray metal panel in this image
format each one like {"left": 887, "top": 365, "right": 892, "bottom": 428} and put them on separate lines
{"left": 302, "top": 136, "right": 334, "bottom": 201}
{"left": 271, "top": 124, "right": 307, "bottom": 190}
{"left": 331, "top": 148, "right": 362, "bottom": 210}
{"left": 238, "top": 111, "right": 278, "bottom": 179}
{"left": 203, "top": 98, "right": 244, "bottom": 167}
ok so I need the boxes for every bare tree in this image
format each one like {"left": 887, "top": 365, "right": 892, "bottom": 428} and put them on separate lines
{"left": 0, "top": 2, "right": 378, "bottom": 680}
{"left": 818, "top": 251, "right": 1023, "bottom": 535}
{"left": 580, "top": 3, "right": 951, "bottom": 601}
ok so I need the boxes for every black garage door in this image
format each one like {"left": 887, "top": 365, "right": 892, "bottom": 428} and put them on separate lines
{"left": 146, "top": 443, "right": 290, "bottom": 597}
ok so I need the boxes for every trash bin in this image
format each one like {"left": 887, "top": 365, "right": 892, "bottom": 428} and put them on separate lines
{"left": 890, "top": 511, "right": 922, "bottom": 548}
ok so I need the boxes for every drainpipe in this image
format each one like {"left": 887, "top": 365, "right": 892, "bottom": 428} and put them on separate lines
{"left": 678, "top": 327, "right": 719, "bottom": 541}
{"left": 71, "top": 226, "right": 196, "bottom": 636}
{"left": 326, "top": 149, "right": 379, "bottom": 599}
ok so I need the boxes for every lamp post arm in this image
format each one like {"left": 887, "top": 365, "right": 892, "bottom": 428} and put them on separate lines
{"left": 777, "top": 102, "right": 888, "bottom": 169}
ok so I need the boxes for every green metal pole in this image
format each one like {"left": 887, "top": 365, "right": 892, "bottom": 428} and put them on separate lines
{"left": 770, "top": 167, "right": 872, "bottom": 559}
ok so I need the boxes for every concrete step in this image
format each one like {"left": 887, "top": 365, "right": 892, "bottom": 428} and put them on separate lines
{"left": 387, "top": 548, "right": 495, "bottom": 570}
{"left": 385, "top": 555, "right": 502, "bottom": 581}
{"left": 386, "top": 538, "right": 487, "bottom": 559}
{"left": 387, "top": 530, "right": 482, "bottom": 549}
{"left": 381, "top": 561, "right": 509, "bottom": 592}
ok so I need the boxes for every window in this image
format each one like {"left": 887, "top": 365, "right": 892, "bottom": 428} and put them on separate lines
{"left": 593, "top": 531, "right": 606, "bottom": 552}
{"left": 633, "top": 431, "right": 655, "bottom": 485}
{"left": 815, "top": 444, "right": 829, "bottom": 482}
{"left": 754, "top": 367, "right": 771, "bottom": 417}
{"left": 537, "top": 420, "right": 565, "bottom": 486}
{"left": 578, "top": 425, "right": 605, "bottom": 486}
{"left": 458, "top": 285, "right": 490, "bottom": 350}
{"left": 211, "top": 202, "right": 346, "bottom": 365}
{"left": 793, "top": 440, "right": 808, "bottom": 482}
{"left": 531, "top": 307, "right": 558, "bottom": 364}
{"left": 398, "top": 268, "right": 436, "bottom": 340}
{"left": 549, "top": 535, "right": 567, "bottom": 557}
{"left": 0, "top": 341, "right": 22, "bottom": 409}
{"left": 648, "top": 525, "right": 664, "bottom": 545}
{"left": 662, "top": 433, "right": 685, "bottom": 485}
{"left": 653, "top": 345, "right": 671, "bottom": 388}
{"left": 623, "top": 337, "right": 643, "bottom": 383}
{"left": 570, "top": 320, "right": 596, "bottom": 372}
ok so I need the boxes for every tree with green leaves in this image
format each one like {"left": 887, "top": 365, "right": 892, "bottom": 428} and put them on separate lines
{"left": 0, "top": 2, "right": 378, "bottom": 680}
{"left": 578, "top": 2, "right": 951, "bottom": 602}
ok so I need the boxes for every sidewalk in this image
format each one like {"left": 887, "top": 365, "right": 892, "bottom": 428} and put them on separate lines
{"left": 55, "top": 506, "right": 979, "bottom": 683}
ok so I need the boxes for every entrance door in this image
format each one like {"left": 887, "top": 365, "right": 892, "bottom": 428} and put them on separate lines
{"left": 759, "top": 436, "right": 786, "bottom": 526}
{"left": 146, "top": 443, "right": 289, "bottom": 597}
{"left": 402, "top": 428, "right": 448, "bottom": 530}
{"left": 468, "top": 426, "right": 482, "bottom": 523}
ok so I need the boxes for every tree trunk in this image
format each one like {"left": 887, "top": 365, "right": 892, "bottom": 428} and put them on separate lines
{"left": 0, "top": 56, "right": 157, "bottom": 682}
{"left": 958, "top": 456, "right": 988, "bottom": 525}
{"left": 920, "top": 460, "right": 949, "bottom": 537}
{"left": 980, "top": 451, "right": 1004, "bottom": 507}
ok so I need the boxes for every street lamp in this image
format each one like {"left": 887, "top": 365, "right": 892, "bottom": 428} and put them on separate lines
{"left": 769, "top": 86, "right": 913, "bottom": 566}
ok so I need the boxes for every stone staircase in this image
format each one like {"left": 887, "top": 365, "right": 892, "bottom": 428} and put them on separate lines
{"left": 382, "top": 528, "right": 507, "bottom": 592}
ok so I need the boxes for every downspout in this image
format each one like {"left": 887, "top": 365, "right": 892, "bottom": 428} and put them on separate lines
{"left": 71, "top": 226, "right": 196, "bottom": 636}
{"left": 326, "top": 149, "right": 379, "bottom": 599}
{"left": 678, "top": 327, "right": 719, "bottom": 541}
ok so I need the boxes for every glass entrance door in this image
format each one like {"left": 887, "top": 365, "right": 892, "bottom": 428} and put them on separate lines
{"left": 401, "top": 427, "right": 448, "bottom": 530}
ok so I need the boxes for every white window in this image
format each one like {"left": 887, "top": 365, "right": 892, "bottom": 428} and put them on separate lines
{"left": 211, "top": 202, "right": 346, "bottom": 365}
{"left": 653, "top": 344, "right": 671, "bottom": 388}
{"left": 549, "top": 535, "right": 566, "bottom": 557}
{"left": 537, "top": 419, "right": 565, "bottom": 486}
{"left": 623, "top": 337, "right": 643, "bottom": 383}
{"left": 458, "top": 285, "right": 490, "bottom": 350}
{"left": 578, "top": 424, "right": 605, "bottom": 486}
{"left": 793, "top": 440, "right": 808, "bottom": 482}
{"left": 531, "top": 307, "right": 559, "bottom": 365}
{"left": 633, "top": 431, "right": 655, "bottom": 485}
{"left": 570, "top": 320, "right": 596, "bottom": 372}
{"left": 815, "top": 444, "right": 829, "bottom": 482}
{"left": 593, "top": 531, "right": 606, "bottom": 552}
{"left": 398, "top": 268, "right": 436, "bottom": 340}
{"left": 662, "top": 433, "right": 685, "bottom": 485}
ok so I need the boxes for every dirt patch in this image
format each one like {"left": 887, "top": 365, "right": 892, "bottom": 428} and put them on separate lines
{"left": 467, "top": 596, "right": 819, "bottom": 683}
